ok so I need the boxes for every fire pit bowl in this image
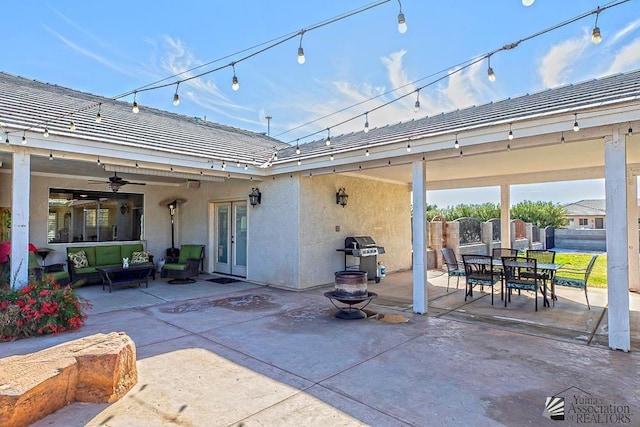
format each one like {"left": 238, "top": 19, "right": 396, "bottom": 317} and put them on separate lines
{"left": 325, "top": 271, "right": 377, "bottom": 319}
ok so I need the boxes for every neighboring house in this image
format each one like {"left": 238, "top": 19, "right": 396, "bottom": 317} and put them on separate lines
{"left": 564, "top": 199, "right": 640, "bottom": 229}
{"left": 1, "top": 69, "right": 639, "bottom": 350}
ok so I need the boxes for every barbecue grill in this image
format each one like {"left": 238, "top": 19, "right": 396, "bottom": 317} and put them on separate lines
{"left": 337, "top": 236, "right": 385, "bottom": 282}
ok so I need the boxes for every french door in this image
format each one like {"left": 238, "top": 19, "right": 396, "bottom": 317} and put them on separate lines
{"left": 213, "top": 202, "right": 247, "bottom": 277}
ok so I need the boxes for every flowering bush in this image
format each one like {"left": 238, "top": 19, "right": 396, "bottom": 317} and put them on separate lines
{"left": 0, "top": 277, "right": 91, "bottom": 341}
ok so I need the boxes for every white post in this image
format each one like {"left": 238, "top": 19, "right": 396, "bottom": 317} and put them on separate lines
{"left": 604, "top": 130, "right": 630, "bottom": 351}
{"left": 500, "top": 184, "right": 511, "bottom": 247}
{"left": 627, "top": 172, "right": 639, "bottom": 292}
{"left": 412, "top": 160, "right": 428, "bottom": 314}
{"left": 10, "top": 149, "right": 31, "bottom": 289}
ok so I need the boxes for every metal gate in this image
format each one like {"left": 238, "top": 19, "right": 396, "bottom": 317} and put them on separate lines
{"left": 545, "top": 226, "right": 555, "bottom": 249}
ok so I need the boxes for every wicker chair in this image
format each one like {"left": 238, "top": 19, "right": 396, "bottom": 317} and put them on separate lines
{"left": 552, "top": 255, "right": 598, "bottom": 309}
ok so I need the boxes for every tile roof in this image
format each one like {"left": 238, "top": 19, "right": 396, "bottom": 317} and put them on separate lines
{"left": 280, "top": 69, "right": 640, "bottom": 161}
{"left": 564, "top": 199, "right": 640, "bottom": 216}
{"left": 0, "top": 72, "right": 288, "bottom": 164}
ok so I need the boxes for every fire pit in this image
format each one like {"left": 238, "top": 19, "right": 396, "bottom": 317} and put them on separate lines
{"left": 324, "top": 271, "right": 378, "bottom": 319}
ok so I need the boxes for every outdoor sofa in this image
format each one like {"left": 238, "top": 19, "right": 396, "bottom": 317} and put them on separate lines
{"left": 67, "top": 243, "right": 154, "bottom": 285}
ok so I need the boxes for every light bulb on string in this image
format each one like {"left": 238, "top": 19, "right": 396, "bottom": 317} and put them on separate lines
{"left": 221, "top": 161, "right": 226, "bottom": 170}
{"left": 297, "top": 31, "right": 306, "bottom": 64}
{"left": 97, "top": 156, "right": 101, "bottom": 166}
{"left": 561, "top": 131, "right": 565, "bottom": 143}
{"left": 628, "top": 123, "right": 633, "bottom": 136}
{"left": 49, "top": 150, "right": 53, "bottom": 161}
{"left": 397, "top": 0, "right": 407, "bottom": 33}
{"left": 132, "top": 92, "right": 139, "bottom": 113}
{"left": 364, "top": 112, "right": 369, "bottom": 133}
{"left": 95, "top": 103, "right": 102, "bottom": 123}
{"left": 297, "top": 159, "right": 301, "bottom": 166}
{"left": 236, "top": 160, "right": 241, "bottom": 168}
{"left": 414, "top": 90, "right": 421, "bottom": 113}
{"left": 231, "top": 64, "right": 239, "bottom": 91}
{"left": 454, "top": 134, "right": 459, "bottom": 149}
{"left": 43, "top": 128, "right": 49, "bottom": 137}
{"left": 21, "top": 132, "right": 27, "bottom": 145}
{"left": 173, "top": 83, "right": 180, "bottom": 106}
{"left": 69, "top": 120, "right": 76, "bottom": 131}
{"left": 591, "top": 8, "right": 602, "bottom": 44}
{"left": 325, "top": 128, "right": 331, "bottom": 146}
{"left": 330, "top": 151, "right": 334, "bottom": 161}
{"left": 522, "top": 0, "right": 534, "bottom": 6}
{"left": 406, "top": 142, "right": 411, "bottom": 152}
{"left": 295, "top": 139, "right": 301, "bottom": 155}
{"left": 365, "top": 148, "right": 370, "bottom": 157}
{"left": 487, "top": 55, "right": 496, "bottom": 82}
{"left": 244, "top": 164, "right": 248, "bottom": 170}
{"left": 573, "top": 114, "right": 580, "bottom": 132}
{"left": 508, "top": 123, "right": 514, "bottom": 140}
{"left": 5, "top": 133, "right": 9, "bottom": 144}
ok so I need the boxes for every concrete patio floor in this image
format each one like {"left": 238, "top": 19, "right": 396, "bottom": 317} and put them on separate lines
{"left": 1, "top": 270, "right": 639, "bottom": 426}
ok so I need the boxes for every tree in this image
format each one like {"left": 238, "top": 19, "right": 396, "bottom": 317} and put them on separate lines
{"left": 510, "top": 200, "right": 568, "bottom": 228}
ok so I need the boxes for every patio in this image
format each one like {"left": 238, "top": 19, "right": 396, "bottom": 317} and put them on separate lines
{"left": 1, "top": 270, "right": 638, "bottom": 426}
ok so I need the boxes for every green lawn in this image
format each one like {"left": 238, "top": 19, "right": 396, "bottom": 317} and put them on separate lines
{"left": 554, "top": 253, "right": 607, "bottom": 288}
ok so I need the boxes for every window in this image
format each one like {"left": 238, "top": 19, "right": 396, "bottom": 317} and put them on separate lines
{"left": 579, "top": 218, "right": 589, "bottom": 226}
{"left": 48, "top": 189, "right": 144, "bottom": 243}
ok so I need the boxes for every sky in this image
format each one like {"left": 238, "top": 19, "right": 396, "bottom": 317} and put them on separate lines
{"left": 2, "top": 0, "right": 640, "bottom": 207}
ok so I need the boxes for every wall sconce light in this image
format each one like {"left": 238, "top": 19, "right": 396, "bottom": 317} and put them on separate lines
{"left": 249, "top": 187, "right": 262, "bottom": 206}
{"left": 336, "top": 188, "right": 348, "bottom": 208}
{"left": 120, "top": 203, "right": 129, "bottom": 215}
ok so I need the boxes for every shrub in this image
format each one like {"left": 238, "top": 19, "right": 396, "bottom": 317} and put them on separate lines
{"left": 0, "top": 277, "right": 91, "bottom": 341}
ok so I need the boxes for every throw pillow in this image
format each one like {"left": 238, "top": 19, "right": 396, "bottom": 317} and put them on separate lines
{"left": 68, "top": 250, "right": 89, "bottom": 269}
{"left": 131, "top": 251, "right": 150, "bottom": 264}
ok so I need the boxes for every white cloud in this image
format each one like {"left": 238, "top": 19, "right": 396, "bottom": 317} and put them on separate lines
{"left": 43, "top": 25, "right": 136, "bottom": 77}
{"left": 608, "top": 19, "right": 640, "bottom": 45}
{"left": 538, "top": 36, "right": 589, "bottom": 88}
{"left": 604, "top": 38, "right": 640, "bottom": 75}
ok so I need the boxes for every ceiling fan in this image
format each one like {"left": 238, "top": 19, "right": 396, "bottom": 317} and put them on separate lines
{"left": 89, "top": 172, "right": 146, "bottom": 193}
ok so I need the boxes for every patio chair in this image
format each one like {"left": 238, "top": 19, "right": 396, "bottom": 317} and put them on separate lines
{"left": 441, "top": 248, "right": 465, "bottom": 292}
{"left": 502, "top": 256, "right": 544, "bottom": 311}
{"left": 523, "top": 249, "right": 556, "bottom": 282}
{"left": 161, "top": 244, "right": 205, "bottom": 284}
{"left": 552, "top": 254, "right": 598, "bottom": 309}
{"left": 492, "top": 248, "right": 518, "bottom": 299}
{"left": 462, "top": 254, "right": 500, "bottom": 305}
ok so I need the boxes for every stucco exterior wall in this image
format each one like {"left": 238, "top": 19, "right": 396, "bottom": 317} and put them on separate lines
{"left": 298, "top": 174, "right": 412, "bottom": 289}
{"left": 246, "top": 175, "right": 300, "bottom": 287}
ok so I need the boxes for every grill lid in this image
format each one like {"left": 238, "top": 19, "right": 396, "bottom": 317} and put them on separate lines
{"left": 345, "top": 236, "right": 376, "bottom": 249}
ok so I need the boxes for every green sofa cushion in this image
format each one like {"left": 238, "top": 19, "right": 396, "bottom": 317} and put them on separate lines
{"left": 178, "top": 245, "right": 202, "bottom": 264}
{"left": 68, "top": 246, "right": 96, "bottom": 266}
{"left": 96, "top": 246, "right": 122, "bottom": 266}
{"left": 162, "top": 263, "right": 187, "bottom": 271}
{"left": 121, "top": 243, "right": 144, "bottom": 260}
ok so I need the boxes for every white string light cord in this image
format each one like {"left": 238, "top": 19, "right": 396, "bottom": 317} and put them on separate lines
{"left": 281, "top": 0, "right": 632, "bottom": 146}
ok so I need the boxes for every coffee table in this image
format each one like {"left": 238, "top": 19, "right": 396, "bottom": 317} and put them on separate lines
{"left": 96, "top": 265, "right": 155, "bottom": 293}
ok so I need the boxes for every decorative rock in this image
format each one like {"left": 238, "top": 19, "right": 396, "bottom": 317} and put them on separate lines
{"left": 0, "top": 332, "right": 137, "bottom": 427}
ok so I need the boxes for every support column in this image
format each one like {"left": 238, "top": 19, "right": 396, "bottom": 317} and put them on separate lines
{"left": 627, "top": 173, "right": 639, "bottom": 292}
{"left": 604, "top": 130, "right": 630, "bottom": 351}
{"left": 412, "top": 160, "right": 428, "bottom": 314}
{"left": 500, "top": 184, "right": 511, "bottom": 247}
{"left": 10, "top": 149, "right": 31, "bottom": 289}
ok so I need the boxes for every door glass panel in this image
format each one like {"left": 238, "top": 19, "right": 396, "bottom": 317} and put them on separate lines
{"left": 235, "top": 204, "right": 247, "bottom": 267}
{"left": 217, "top": 206, "right": 229, "bottom": 263}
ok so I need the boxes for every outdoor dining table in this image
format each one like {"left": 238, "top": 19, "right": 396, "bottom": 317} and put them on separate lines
{"left": 491, "top": 259, "right": 563, "bottom": 308}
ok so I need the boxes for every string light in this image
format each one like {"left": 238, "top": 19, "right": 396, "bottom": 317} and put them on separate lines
{"left": 231, "top": 63, "right": 239, "bottom": 91}
{"left": 522, "top": 0, "right": 534, "bottom": 6}
{"left": 406, "top": 142, "right": 411, "bottom": 152}
{"left": 414, "top": 90, "right": 421, "bottom": 113}
{"left": 132, "top": 92, "right": 139, "bottom": 113}
{"left": 628, "top": 123, "right": 633, "bottom": 136}
{"left": 325, "top": 128, "right": 331, "bottom": 146}
{"left": 49, "top": 150, "right": 53, "bottom": 160}
{"left": 330, "top": 151, "right": 334, "bottom": 161}
{"left": 69, "top": 120, "right": 76, "bottom": 131}
{"left": 173, "top": 83, "right": 180, "bottom": 106}
{"left": 365, "top": 148, "right": 370, "bottom": 157}
{"left": 5, "top": 133, "right": 9, "bottom": 144}
{"left": 21, "top": 132, "right": 26, "bottom": 145}
{"left": 459, "top": 149, "right": 464, "bottom": 157}
{"left": 507, "top": 141, "right": 511, "bottom": 151}
{"left": 295, "top": 139, "right": 301, "bottom": 155}
{"left": 573, "top": 113, "right": 580, "bottom": 131}
{"left": 221, "top": 161, "right": 226, "bottom": 170}
{"left": 43, "top": 128, "right": 49, "bottom": 137}
{"left": 244, "top": 164, "right": 248, "bottom": 170}
{"left": 487, "top": 55, "right": 496, "bottom": 82}
{"left": 297, "top": 31, "right": 306, "bottom": 64}
{"left": 364, "top": 112, "right": 369, "bottom": 133}
{"left": 454, "top": 133, "right": 459, "bottom": 149}
{"left": 236, "top": 160, "right": 241, "bottom": 168}
{"left": 561, "top": 131, "right": 565, "bottom": 143}
{"left": 97, "top": 156, "right": 101, "bottom": 166}
{"left": 135, "top": 161, "right": 139, "bottom": 168}
{"left": 508, "top": 123, "right": 514, "bottom": 140}
{"left": 397, "top": 0, "right": 407, "bottom": 34}
{"left": 591, "top": 7, "right": 603, "bottom": 44}
{"left": 297, "top": 158, "right": 301, "bottom": 166}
